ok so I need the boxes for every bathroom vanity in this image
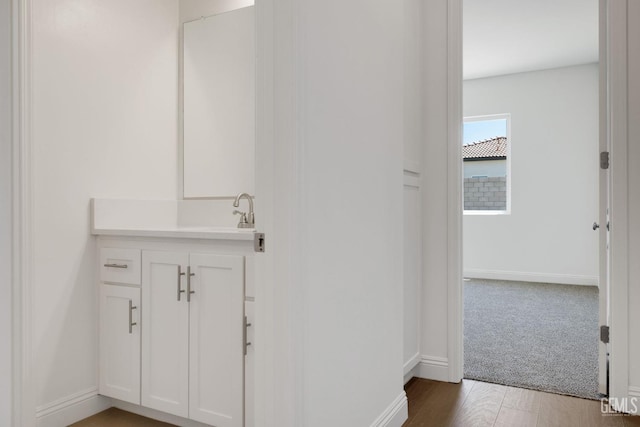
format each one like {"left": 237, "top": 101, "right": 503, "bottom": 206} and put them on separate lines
{"left": 90, "top": 2, "right": 259, "bottom": 425}
{"left": 92, "top": 199, "right": 257, "bottom": 427}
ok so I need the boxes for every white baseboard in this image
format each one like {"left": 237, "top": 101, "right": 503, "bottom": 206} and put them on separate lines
{"left": 417, "top": 355, "right": 449, "bottom": 382}
{"left": 404, "top": 363, "right": 420, "bottom": 385}
{"left": 370, "top": 391, "right": 408, "bottom": 427}
{"left": 403, "top": 352, "right": 420, "bottom": 376}
{"left": 464, "top": 269, "right": 598, "bottom": 286}
{"left": 112, "top": 399, "right": 212, "bottom": 427}
{"left": 35, "top": 387, "right": 111, "bottom": 427}
{"left": 629, "top": 386, "right": 640, "bottom": 398}
{"left": 628, "top": 386, "right": 640, "bottom": 414}
{"left": 607, "top": 387, "right": 640, "bottom": 415}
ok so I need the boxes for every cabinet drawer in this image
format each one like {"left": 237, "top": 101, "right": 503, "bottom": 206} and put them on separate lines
{"left": 100, "top": 248, "right": 141, "bottom": 285}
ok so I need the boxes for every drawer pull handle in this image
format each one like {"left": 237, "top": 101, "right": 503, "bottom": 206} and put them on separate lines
{"left": 187, "top": 266, "right": 195, "bottom": 302}
{"left": 104, "top": 263, "right": 128, "bottom": 269}
{"left": 128, "top": 300, "right": 137, "bottom": 334}
{"left": 177, "top": 266, "right": 186, "bottom": 301}
{"left": 244, "top": 316, "right": 252, "bottom": 356}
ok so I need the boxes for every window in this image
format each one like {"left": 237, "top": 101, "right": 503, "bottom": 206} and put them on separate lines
{"left": 463, "top": 114, "right": 511, "bottom": 214}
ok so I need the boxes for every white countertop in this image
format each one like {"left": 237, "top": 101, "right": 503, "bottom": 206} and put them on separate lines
{"left": 92, "top": 225, "right": 256, "bottom": 241}
{"left": 90, "top": 199, "right": 257, "bottom": 241}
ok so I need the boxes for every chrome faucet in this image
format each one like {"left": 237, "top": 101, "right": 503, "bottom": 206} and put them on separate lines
{"left": 233, "top": 193, "right": 255, "bottom": 228}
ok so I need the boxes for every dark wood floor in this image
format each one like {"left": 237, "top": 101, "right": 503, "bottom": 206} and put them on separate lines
{"left": 69, "top": 408, "right": 175, "bottom": 427}
{"left": 403, "top": 378, "right": 640, "bottom": 427}
{"left": 72, "top": 379, "right": 640, "bottom": 427}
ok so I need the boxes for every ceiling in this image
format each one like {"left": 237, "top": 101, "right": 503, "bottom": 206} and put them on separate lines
{"left": 463, "top": 0, "right": 599, "bottom": 80}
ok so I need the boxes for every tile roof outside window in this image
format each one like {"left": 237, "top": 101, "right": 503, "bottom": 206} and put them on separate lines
{"left": 463, "top": 136, "right": 507, "bottom": 160}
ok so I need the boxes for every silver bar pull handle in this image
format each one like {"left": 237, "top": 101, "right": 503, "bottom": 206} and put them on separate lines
{"left": 187, "top": 266, "right": 195, "bottom": 302}
{"left": 244, "top": 316, "right": 252, "bottom": 356}
{"left": 128, "top": 300, "right": 137, "bottom": 334}
{"left": 177, "top": 266, "right": 186, "bottom": 301}
{"left": 104, "top": 263, "right": 128, "bottom": 269}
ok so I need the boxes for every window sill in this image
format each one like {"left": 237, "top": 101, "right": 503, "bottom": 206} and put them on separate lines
{"left": 463, "top": 210, "right": 511, "bottom": 216}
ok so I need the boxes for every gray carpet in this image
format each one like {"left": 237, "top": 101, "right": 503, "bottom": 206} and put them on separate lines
{"left": 463, "top": 279, "right": 600, "bottom": 400}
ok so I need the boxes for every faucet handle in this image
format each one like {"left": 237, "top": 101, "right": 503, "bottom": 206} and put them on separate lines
{"left": 233, "top": 210, "right": 248, "bottom": 224}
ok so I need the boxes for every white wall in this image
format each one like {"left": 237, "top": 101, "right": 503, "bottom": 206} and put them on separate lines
{"left": 463, "top": 64, "right": 599, "bottom": 285}
{"left": 300, "top": 0, "right": 406, "bottom": 419}
{"left": 0, "top": 0, "right": 12, "bottom": 423}
{"left": 627, "top": 0, "right": 640, "bottom": 391}
{"left": 278, "top": 0, "right": 406, "bottom": 425}
{"left": 31, "top": 0, "right": 178, "bottom": 420}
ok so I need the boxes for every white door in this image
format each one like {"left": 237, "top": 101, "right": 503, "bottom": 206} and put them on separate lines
{"left": 141, "top": 251, "right": 190, "bottom": 417}
{"left": 189, "top": 253, "right": 245, "bottom": 427}
{"left": 597, "top": 0, "right": 610, "bottom": 395}
{"left": 597, "top": 105, "right": 610, "bottom": 395}
{"left": 99, "top": 284, "right": 140, "bottom": 404}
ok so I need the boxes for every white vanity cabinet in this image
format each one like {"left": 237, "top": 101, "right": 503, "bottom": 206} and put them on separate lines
{"left": 140, "top": 251, "right": 190, "bottom": 416}
{"left": 99, "top": 247, "right": 142, "bottom": 405}
{"left": 99, "top": 283, "right": 141, "bottom": 404}
{"left": 142, "top": 250, "right": 244, "bottom": 427}
{"left": 96, "top": 234, "right": 255, "bottom": 427}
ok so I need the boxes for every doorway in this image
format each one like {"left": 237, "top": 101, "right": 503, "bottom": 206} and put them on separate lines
{"left": 460, "top": 0, "right": 602, "bottom": 399}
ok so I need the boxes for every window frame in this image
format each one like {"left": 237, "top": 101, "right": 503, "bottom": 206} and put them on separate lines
{"left": 463, "top": 113, "right": 512, "bottom": 215}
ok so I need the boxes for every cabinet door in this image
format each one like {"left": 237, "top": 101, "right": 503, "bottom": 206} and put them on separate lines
{"left": 403, "top": 180, "right": 421, "bottom": 373}
{"left": 244, "top": 300, "right": 255, "bottom": 427}
{"left": 141, "top": 251, "right": 189, "bottom": 418}
{"left": 189, "top": 253, "right": 245, "bottom": 427}
{"left": 99, "top": 284, "right": 141, "bottom": 404}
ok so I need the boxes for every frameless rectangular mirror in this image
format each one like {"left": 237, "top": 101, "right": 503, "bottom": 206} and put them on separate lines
{"left": 182, "top": 5, "right": 255, "bottom": 199}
